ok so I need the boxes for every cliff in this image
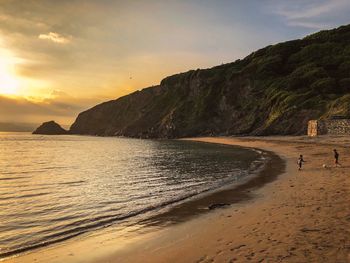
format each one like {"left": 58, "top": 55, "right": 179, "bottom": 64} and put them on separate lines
{"left": 33, "top": 121, "right": 68, "bottom": 135}
{"left": 70, "top": 24, "right": 350, "bottom": 138}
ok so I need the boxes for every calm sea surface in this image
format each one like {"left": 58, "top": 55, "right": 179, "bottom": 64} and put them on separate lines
{"left": 0, "top": 133, "right": 265, "bottom": 258}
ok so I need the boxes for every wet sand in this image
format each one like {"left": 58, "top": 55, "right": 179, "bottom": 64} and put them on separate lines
{"left": 139, "top": 146, "right": 285, "bottom": 228}
{"left": 6, "top": 136, "right": 350, "bottom": 263}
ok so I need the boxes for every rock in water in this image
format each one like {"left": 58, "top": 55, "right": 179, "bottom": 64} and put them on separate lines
{"left": 33, "top": 121, "right": 68, "bottom": 135}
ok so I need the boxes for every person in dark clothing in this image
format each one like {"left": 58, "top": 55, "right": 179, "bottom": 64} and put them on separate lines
{"left": 297, "top": 154, "right": 305, "bottom": 171}
{"left": 334, "top": 149, "right": 341, "bottom": 167}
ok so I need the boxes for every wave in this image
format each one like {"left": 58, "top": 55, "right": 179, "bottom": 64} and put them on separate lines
{"left": 0, "top": 192, "right": 49, "bottom": 201}
{"left": 0, "top": 176, "right": 28, "bottom": 181}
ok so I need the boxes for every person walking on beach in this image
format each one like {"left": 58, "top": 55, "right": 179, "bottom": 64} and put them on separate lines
{"left": 334, "top": 149, "right": 341, "bottom": 167}
{"left": 297, "top": 154, "right": 305, "bottom": 171}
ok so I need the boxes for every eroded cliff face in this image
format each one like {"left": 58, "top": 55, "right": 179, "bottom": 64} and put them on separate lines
{"left": 70, "top": 24, "right": 350, "bottom": 138}
{"left": 69, "top": 69, "right": 315, "bottom": 138}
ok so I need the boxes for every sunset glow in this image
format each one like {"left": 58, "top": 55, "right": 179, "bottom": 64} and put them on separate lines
{"left": 0, "top": 0, "right": 349, "bottom": 125}
{"left": 0, "top": 1, "right": 350, "bottom": 262}
{"left": 0, "top": 54, "right": 20, "bottom": 96}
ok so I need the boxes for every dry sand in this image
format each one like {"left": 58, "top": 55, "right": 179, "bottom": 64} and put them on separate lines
{"left": 5, "top": 136, "right": 350, "bottom": 263}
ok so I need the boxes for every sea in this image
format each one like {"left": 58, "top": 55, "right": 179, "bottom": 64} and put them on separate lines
{"left": 0, "top": 133, "right": 267, "bottom": 258}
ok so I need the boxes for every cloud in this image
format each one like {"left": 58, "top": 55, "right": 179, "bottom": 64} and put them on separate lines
{"left": 286, "top": 21, "right": 329, "bottom": 29}
{"left": 38, "top": 32, "right": 71, "bottom": 44}
{"left": 269, "top": 0, "right": 350, "bottom": 29}
{"left": 0, "top": 93, "right": 103, "bottom": 125}
{"left": 274, "top": 0, "right": 347, "bottom": 19}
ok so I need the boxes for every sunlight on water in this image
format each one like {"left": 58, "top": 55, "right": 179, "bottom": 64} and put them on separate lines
{"left": 0, "top": 133, "right": 262, "bottom": 258}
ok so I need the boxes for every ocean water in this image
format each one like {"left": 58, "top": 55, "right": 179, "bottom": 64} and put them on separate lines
{"left": 0, "top": 133, "right": 265, "bottom": 258}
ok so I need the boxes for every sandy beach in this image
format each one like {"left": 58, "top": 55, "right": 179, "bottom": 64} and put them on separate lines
{"left": 6, "top": 136, "right": 350, "bottom": 263}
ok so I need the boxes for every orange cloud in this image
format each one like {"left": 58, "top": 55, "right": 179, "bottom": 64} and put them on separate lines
{"left": 0, "top": 92, "right": 106, "bottom": 125}
{"left": 38, "top": 32, "right": 71, "bottom": 44}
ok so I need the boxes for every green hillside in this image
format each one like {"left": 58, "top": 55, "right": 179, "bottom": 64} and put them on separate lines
{"left": 70, "top": 24, "right": 350, "bottom": 138}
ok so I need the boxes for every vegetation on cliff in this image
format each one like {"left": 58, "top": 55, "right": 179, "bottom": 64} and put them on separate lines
{"left": 70, "top": 24, "right": 350, "bottom": 138}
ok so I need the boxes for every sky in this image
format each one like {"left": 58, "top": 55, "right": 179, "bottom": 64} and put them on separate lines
{"left": 0, "top": 0, "right": 350, "bottom": 126}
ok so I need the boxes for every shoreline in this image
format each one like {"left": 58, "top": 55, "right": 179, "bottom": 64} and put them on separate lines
{"left": 5, "top": 136, "right": 350, "bottom": 262}
{"left": 138, "top": 143, "right": 285, "bottom": 227}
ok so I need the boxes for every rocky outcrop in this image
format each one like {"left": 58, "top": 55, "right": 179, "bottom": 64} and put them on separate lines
{"left": 33, "top": 121, "right": 68, "bottom": 135}
{"left": 69, "top": 24, "right": 350, "bottom": 138}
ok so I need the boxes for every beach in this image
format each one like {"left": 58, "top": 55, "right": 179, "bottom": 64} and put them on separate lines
{"left": 6, "top": 136, "right": 350, "bottom": 263}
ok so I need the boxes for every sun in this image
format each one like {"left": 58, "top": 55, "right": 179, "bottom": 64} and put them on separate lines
{"left": 0, "top": 49, "right": 20, "bottom": 96}
{"left": 0, "top": 73, "right": 19, "bottom": 96}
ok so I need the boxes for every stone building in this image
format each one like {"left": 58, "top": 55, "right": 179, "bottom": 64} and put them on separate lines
{"left": 307, "top": 116, "right": 350, "bottom": 136}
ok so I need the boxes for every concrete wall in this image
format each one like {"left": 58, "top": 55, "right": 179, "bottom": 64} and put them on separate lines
{"left": 307, "top": 119, "right": 350, "bottom": 136}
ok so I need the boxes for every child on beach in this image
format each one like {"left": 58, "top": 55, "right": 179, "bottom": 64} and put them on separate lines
{"left": 333, "top": 149, "right": 341, "bottom": 167}
{"left": 297, "top": 155, "right": 305, "bottom": 171}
